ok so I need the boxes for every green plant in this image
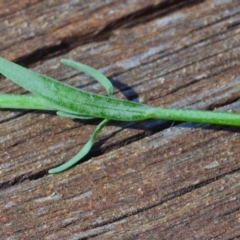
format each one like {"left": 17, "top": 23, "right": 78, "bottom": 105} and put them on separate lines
{"left": 0, "top": 57, "right": 240, "bottom": 173}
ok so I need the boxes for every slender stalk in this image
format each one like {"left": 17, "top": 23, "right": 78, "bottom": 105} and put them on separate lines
{"left": 1, "top": 56, "right": 240, "bottom": 173}
{"left": 1, "top": 94, "right": 240, "bottom": 127}
{"left": 147, "top": 107, "right": 240, "bottom": 126}
{"left": 0, "top": 94, "right": 55, "bottom": 111}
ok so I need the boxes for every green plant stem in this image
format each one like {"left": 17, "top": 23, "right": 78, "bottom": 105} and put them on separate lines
{"left": 147, "top": 107, "right": 240, "bottom": 126}
{"left": 1, "top": 93, "right": 240, "bottom": 126}
{"left": 0, "top": 94, "right": 55, "bottom": 110}
{"left": 1, "top": 56, "right": 240, "bottom": 174}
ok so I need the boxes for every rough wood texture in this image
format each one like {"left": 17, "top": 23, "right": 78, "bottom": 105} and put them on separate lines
{"left": 1, "top": 0, "right": 240, "bottom": 239}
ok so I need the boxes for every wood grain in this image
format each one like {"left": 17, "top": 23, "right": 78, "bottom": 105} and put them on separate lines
{"left": 1, "top": 0, "right": 240, "bottom": 239}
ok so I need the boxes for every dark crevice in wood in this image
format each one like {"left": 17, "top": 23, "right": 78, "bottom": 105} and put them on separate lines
{"left": 146, "top": 45, "right": 240, "bottom": 100}
{"left": 104, "top": 27, "right": 239, "bottom": 99}
{"left": 44, "top": 120, "right": 175, "bottom": 175}
{"left": 227, "top": 20, "right": 240, "bottom": 30}
{"left": 188, "top": 9, "right": 240, "bottom": 36}
{"left": 206, "top": 96, "right": 240, "bottom": 111}
{"left": 228, "top": 234, "right": 240, "bottom": 240}
{"left": 1, "top": 1, "right": 240, "bottom": 238}
{"left": 0, "top": 120, "right": 176, "bottom": 190}
{"left": 97, "top": 120, "right": 175, "bottom": 153}
{"left": 165, "top": 74, "right": 240, "bottom": 108}
{"left": 168, "top": 167, "right": 240, "bottom": 200}
{"left": 13, "top": 0, "right": 206, "bottom": 67}
{"left": 28, "top": 169, "right": 48, "bottom": 180}
{"left": 2, "top": 104, "right": 238, "bottom": 190}
{"left": 1, "top": 108, "right": 237, "bottom": 190}
{"left": 79, "top": 233, "right": 102, "bottom": 240}
{"left": 15, "top": 37, "right": 75, "bottom": 67}
{"left": 0, "top": 111, "right": 28, "bottom": 124}
{"left": 221, "top": 206, "right": 240, "bottom": 217}
{"left": 187, "top": 25, "right": 240, "bottom": 52}
{"left": 114, "top": 0, "right": 206, "bottom": 29}
{"left": 0, "top": 169, "right": 47, "bottom": 190}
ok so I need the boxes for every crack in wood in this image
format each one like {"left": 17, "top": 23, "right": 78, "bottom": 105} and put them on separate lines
{"left": 113, "top": 0, "right": 206, "bottom": 29}
{"left": 0, "top": 169, "right": 47, "bottom": 190}
{"left": 13, "top": 0, "right": 206, "bottom": 67}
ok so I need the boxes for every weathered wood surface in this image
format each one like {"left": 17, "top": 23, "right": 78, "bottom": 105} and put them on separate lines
{"left": 1, "top": 0, "right": 240, "bottom": 239}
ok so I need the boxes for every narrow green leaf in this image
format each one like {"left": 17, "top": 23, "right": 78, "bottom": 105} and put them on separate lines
{"left": 48, "top": 119, "right": 109, "bottom": 173}
{"left": 0, "top": 57, "right": 150, "bottom": 121}
{"left": 49, "top": 59, "right": 113, "bottom": 173}
{"left": 2, "top": 56, "right": 240, "bottom": 174}
{"left": 0, "top": 94, "right": 55, "bottom": 110}
{"left": 61, "top": 59, "right": 113, "bottom": 96}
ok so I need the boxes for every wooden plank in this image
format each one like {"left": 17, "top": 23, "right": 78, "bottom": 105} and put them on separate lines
{"left": 0, "top": 0, "right": 166, "bottom": 61}
{"left": 1, "top": 0, "right": 240, "bottom": 239}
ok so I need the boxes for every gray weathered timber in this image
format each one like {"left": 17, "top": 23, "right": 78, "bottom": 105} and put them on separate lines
{"left": 1, "top": 0, "right": 240, "bottom": 239}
